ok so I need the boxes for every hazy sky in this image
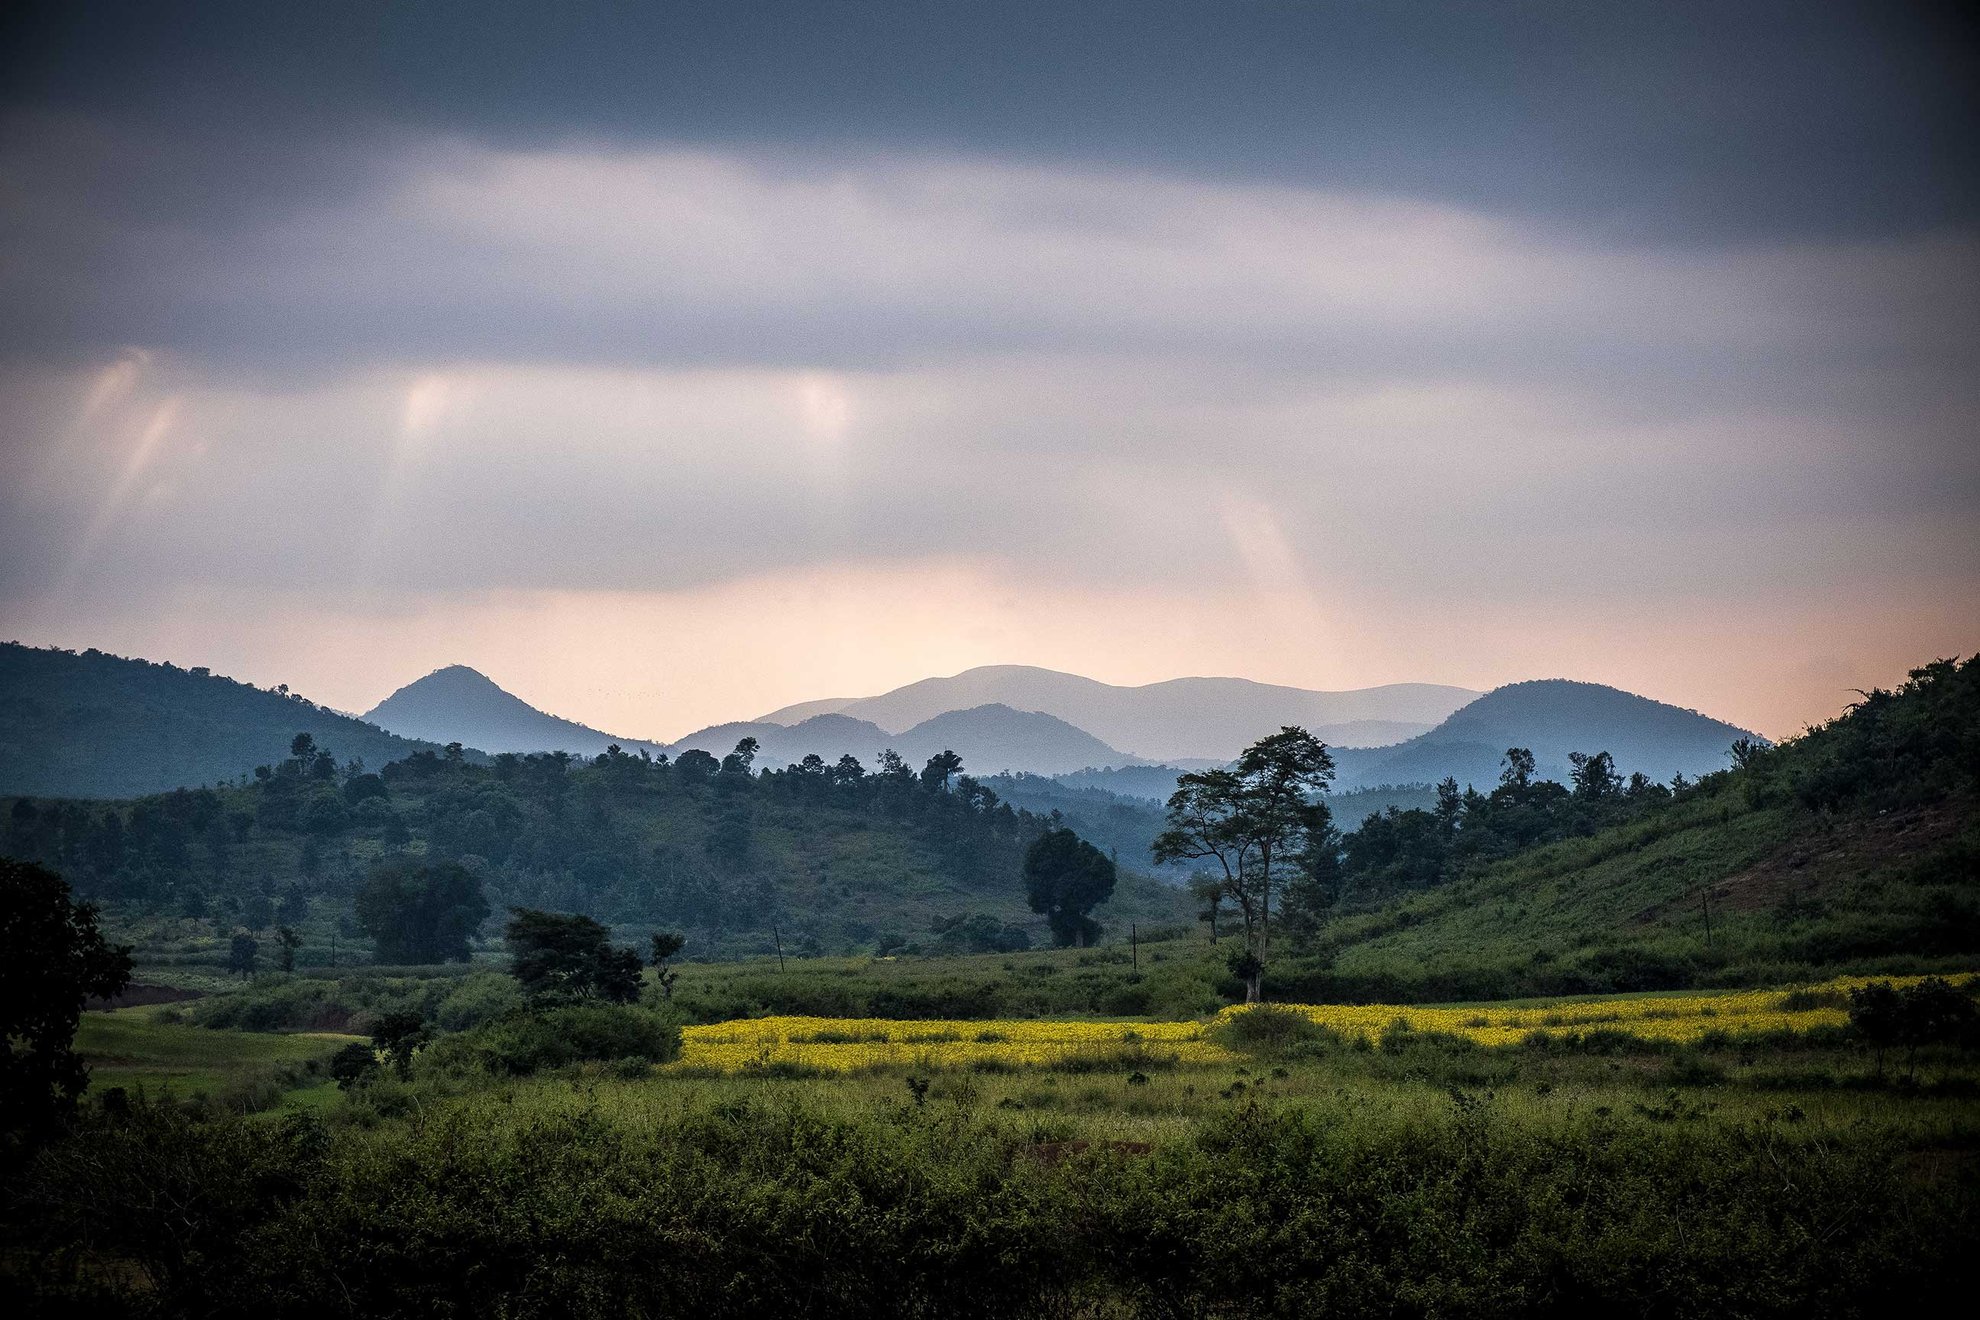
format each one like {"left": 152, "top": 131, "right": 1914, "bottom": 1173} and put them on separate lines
{"left": 2, "top": 1, "right": 1975, "bottom": 741}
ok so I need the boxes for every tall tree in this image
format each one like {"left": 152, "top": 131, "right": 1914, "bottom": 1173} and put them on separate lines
{"left": 227, "top": 932, "right": 259, "bottom": 979}
{"left": 920, "top": 750, "right": 964, "bottom": 793}
{"left": 0, "top": 860, "right": 132, "bottom": 1157}
{"left": 649, "top": 930, "right": 686, "bottom": 1000}
{"left": 1022, "top": 828, "right": 1116, "bottom": 947}
{"left": 353, "top": 861, "right": 488, "bottom": 964}
{"left": 1154, "top": 726, "right": 1335, "bottom": 1003}
{"left": 506, "top": 908, "right": 643, "bottom": 1003}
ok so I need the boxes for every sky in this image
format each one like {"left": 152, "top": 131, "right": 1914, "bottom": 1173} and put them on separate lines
{"left": 1, "top": 1, "right": 1975, "bottom": 742}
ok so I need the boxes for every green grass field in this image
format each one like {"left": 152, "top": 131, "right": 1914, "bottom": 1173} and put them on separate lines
{"left": 76, "top": 1005, "right": 360, "bottom": 1105}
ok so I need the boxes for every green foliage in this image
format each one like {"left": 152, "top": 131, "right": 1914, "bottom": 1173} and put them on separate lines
{"left": 353, "top": 861, "right": 488, "bottom": 963}
{"left": 0, "top": 641, "right": 470, "bottom": 799}
{"left": 1022, "top": 827, "right": 1116, "bottom": 947}
{"left": 1156, "top": 726, "right": 1335, "bottom": 1000}
{"left": 328, "top": 1042, "right": 378, "bottom": 1090}
{"left": 424, "top": 1004, "right": 681, "bottom": 1076}
{"left": 0, "top": 859, "right": 132, "bottom": 1156}
{"left": 1849, "top": 977, "right": 1979, "bottom": 1076}
{"left": 1208, "top": 1003, "right": 1328, "bottom": 1055}
{"left": 8, "top": 717, "right": 1195, "bottom": 962}
{"left": 505, "top": 907, "right": 643, "bottom": 1003}
{"left": 7, "top": 1076, "right": 1974, "bottom": 1316}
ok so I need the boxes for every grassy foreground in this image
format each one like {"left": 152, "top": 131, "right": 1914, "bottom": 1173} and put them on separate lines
{"left": 11, "top": 969, "right": 1977, "bottom": 1317}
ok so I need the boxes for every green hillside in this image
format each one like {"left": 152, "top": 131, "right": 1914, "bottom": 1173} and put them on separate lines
{"left": 0, "top": 642, "right": 470, "bottom": 799}
{"left": 3, "top": 734, "right": 1192, "bottom": 963}
{"left": 1277, "top": 657, "right": 1980, "bottom": 1001}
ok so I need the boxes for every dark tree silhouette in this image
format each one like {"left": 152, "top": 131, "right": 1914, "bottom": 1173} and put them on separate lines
{"left": 353, "top": 861, "right": 488, "bottom": 964}
{"left": 1023, "top": 828, "right": 1116, "bottom": 947}
{"left": 0, "top": 859, "right": 132, "bottom": 1156}
{"left": 506, "top": 908, "right": 643, "bottom": 1003}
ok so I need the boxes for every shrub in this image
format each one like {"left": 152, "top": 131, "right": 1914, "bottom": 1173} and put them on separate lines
{"left": 426, "top": 1004, "right": 681, "bottom": 1077}
{"left": 1209, "top": 1004, "right": 1328, "bottom": 1055}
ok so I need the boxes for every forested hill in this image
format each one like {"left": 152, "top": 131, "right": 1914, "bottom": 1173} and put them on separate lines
{"left": 1288, "top": 657, "right": 1980, "bottom": 1001}
{"left": 0, "top": 643, "right": 468, "bottom": 799}
{"left": 1, "top": 736, "right": 1193, "bottom": 958}
{"left": 1333, "top": 679, "right": 1756, "bottom": 790}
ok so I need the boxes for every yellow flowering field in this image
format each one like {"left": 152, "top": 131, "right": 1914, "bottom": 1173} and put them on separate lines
{"left": 672, "top": 974, "right": 1974, "bottom": 1073}
{"left": 673, "top": 1016, "right": 1232, "bottom": 1073}
{"left": 1253, "top": 973, "right": 1976, "bottom": 1048}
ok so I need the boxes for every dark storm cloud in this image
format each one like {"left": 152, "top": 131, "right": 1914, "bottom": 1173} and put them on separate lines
{"left": 5, "top": 0, "right": 1975, "bottom": 244}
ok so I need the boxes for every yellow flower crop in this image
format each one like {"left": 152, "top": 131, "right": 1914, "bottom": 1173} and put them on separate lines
{"left": 673, "top": 1016, "right": 1231, "bottom": 1073}
{"left": 670, "top": 973, "right": 1974, "bottom": 1073}
{"left": 1232, "top": 972, "right": 1977, "bottom": 1048}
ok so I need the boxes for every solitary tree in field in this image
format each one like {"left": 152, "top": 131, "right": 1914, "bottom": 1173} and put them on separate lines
{"left": 0, "top": 859, "right": 132, "bottom": 1156}
{"left": 227, "top": 932, "right": 259, "bottom": 979}
{"left": 1023, "top": 829, "right": 1116, "bottom": 947}
{"left": 1154, "top": 727, "right": 1334, "bottom": 1003}
{"left": 506, "top": 908, "right": 643, "bottom": 1003}
{"left": 650, "top": 930, "right": 686, "bottom": 1000}
{"left": 275, "top": 925, "right": 303, "bottom": 973}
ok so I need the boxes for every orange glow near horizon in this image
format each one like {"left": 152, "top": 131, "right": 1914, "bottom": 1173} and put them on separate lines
{"left": 8, "top": 556, "right": 1974, "bottom": 746}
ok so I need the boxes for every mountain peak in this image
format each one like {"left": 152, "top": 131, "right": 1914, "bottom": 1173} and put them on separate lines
{"left": 364, "top": 667, "right": 657, "bottom": 756}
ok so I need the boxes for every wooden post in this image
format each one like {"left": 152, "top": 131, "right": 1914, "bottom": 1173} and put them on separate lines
{"left": 1131, "top": 923, "right": 1138, "bottom": 970}
{"left": 773, "top": 925, "right": 786, "bottom": 972}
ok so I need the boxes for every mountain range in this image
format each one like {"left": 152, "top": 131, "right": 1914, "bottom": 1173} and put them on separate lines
{"left": 759, "top": 664, "right": 1476, "bottom": 761}
{"left": 2, "top": 644, "right": 1761, "bottom": 803}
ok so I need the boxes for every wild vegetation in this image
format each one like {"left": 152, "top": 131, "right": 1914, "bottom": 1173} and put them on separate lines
{"left": 3, "top": 730, "right": 1193, "bottom": 962}
{"left": 2, "top": 659, "right": 1976, "bottom": 1315}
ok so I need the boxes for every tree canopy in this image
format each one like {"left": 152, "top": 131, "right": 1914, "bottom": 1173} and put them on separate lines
{"left": 353, "top": 861, "right": 489, "bottom": 964}
{"left": 0, "top": 859, "right": 132, "bottom": 1157}
{"left": 1154, "top": 726, "right": 1335, "bottom": 1002}
{"left": 505, "top": 908, "right": 644, "bottom": 1003}
{"left": 1022, "top": 828, "right": 1116, "bottom": 947}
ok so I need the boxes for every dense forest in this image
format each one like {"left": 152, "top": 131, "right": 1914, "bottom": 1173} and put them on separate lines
{"left": 1, "top": 733, "right": 1193, "bottom": 959}
{"left": 0, "top": 642, "right": 471, "bottom": 799}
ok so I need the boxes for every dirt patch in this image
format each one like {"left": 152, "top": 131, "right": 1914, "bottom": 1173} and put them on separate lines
{"left": 86, "top": 982, "right": 208, "bottom": 1010}
{"left": 1638, "top": 799, "right": 1972, "bottom": 923}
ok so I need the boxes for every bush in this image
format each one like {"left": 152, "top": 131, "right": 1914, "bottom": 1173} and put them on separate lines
{"left": 1209, "top": 1004, "right": 1328, "bottom": 1055}
{"left": 425, "top": 1004, "right": 681, "bottom": 1077}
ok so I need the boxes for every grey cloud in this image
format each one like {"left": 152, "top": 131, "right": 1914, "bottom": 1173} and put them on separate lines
{"left": 5, "top": 1, "right": 1974, "bottom": 244}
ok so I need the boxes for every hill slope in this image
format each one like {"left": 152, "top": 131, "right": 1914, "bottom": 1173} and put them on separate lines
{"left": 668, "top": 705, "right": 1139, "bottom": 777}
{"left": 758, "top": 664, "right": 1475, "bottom": 761}
{"left": 666, "top": 713, "right": 896, "bottom": 767}
{"left": 891, "top": 705, "right": 1138, "bottom": 775}
{"left": 1284, "top": 658, "right": 1980, "bottom": 1002}
{"left": 2, "top": 737, "right": 1193, "bottom": 958}
{"left": 364, "top": 665, "right": 661, "bottom": 756}
{"left": 0, "top": 642, "right": 463, "bottom": 799}
{"left": 1334, "top": 679, "right": 1756, "bottom": 790}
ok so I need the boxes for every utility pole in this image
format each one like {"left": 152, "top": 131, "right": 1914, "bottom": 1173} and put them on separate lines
{"left": 1131, "top": 923, "right": 1138, "bottom": 970}
{"left": 773, "top": 925, "right": 786, "bottom": 972}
